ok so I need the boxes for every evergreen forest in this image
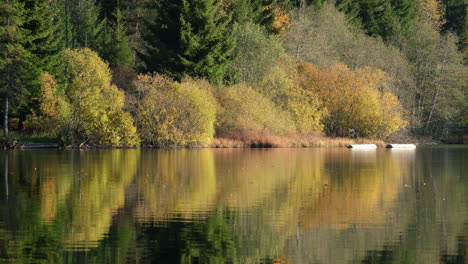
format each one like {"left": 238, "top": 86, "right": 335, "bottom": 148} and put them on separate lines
{"left": 0, "top": 0, "right": 466, "bottom": 147}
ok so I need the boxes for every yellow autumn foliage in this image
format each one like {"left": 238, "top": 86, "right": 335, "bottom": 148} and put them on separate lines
{"left": 135, "top": 74, "right": 216, "bottom": 147}
{"left": 298, "top": 62, "right": 406, "bottom": 139}
{"left": 216, "top": 83, "right": 295, "bottom": 136}
{"left": 32, "top": 73, "right": 71, "bottom": 136}
{"left": 258, "top": 60, "right": 324, "bottom": 134}
{"left": 61, "top": 48, "right": 139, "bottom": 146}
{"left": 418, "top": 0, "right": 446, "bottom": 28}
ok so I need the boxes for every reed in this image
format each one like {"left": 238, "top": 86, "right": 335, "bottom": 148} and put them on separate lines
{"left": 210, "top": 134, "right": 385, "bottom": 148}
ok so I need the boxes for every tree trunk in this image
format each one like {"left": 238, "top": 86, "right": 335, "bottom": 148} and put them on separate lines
{"left": 3, "top": 96, "right": 8, "bottom": 137}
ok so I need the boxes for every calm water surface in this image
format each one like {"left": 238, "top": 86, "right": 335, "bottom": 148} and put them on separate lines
{"left": 0, "top": 146, "right": 466, "bottom": 264}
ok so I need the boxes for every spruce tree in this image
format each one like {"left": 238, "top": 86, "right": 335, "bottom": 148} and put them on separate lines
{"left": 443, "top": 0, "right": 467, "bottom": 52}
{"left": 65, "top": 0, "right": 106, "bottom": 50}
{"left": 16, "top": 0, "right": 66, "bottom": 130}
{"left": 143, "top": 0, "right": 234, "bottom": 83}
{"left": 335, "top": 0, "right": 362, "bottom": 25}
{"left": 335, "top": 0, "right": 419, "bottom": 40}
{"left": 0, "top": 0, "right": 29, "bottom": 136}
{"left": 178, "top": 0, "right": 234, "bottom": 81}
{"left": 101, "top": 9, "right": 133, "bottom": 68}
{"left": 22, "top": 0, "right": 64, "bottom": 76}
{"left": 392, "top": 0, "right": 419, "bottom": 31}
{"left": 230, "top": 0, "right": 293, "bottom": 34}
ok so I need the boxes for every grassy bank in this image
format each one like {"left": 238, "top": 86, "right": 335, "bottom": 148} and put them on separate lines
{"left": 1, "top": 132, "right": 386, "bottom": 149}
{"left": 210, "top": 135, "right": 386, "bottom": 148}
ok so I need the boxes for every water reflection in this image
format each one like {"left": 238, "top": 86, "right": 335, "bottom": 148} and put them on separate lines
{"left": 0, "top": 146, "right": 466, "bottom": 263}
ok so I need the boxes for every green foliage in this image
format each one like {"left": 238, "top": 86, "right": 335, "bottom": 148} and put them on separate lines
{"left": 0, "top": 0, "right": 29, "bottom": 136}
{"left": 401, "top": 18, "right": 467, "bottom": 138}
{"left": 134, "top": 74, "right": 216, "bottom": 147}
{"left": 216, "top": 83, "right": 295, "bottom": 136}
{"left": 61, "top": 48, "right": 139, "bottom": 146}
{"left": 335, "top": 0, "right": 419, "bottom": 39}
{"left": 443, "top": 0, "right": 467, "bottom": 53}
{"left": 100, "top": 9, "right": 133, "bottom": 69}
{"left": 64, "top": 0, "right": 106, "bottom": 50}
{"left": 226, "top": 22, "right": 284, "bottom": 84}
{"left": 22, "top": 0, "right": 65, "bottom": 77}
{"left": 143, "top": 0, "right": 234, "bottom": 83}
{"left": 229, "top": 0, "right": 277, "bottom": 32}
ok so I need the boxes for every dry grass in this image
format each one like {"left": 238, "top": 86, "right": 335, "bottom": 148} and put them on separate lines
{"left": 210, "top": 134, "right": 385, "bottom": 148}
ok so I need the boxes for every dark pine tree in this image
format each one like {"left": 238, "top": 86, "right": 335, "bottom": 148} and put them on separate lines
{"left": 19, "top": 0, "right": 66, "bottom": 130}
{"left": 143, "top": 0, "right": 234, "bottom": 83}
{"left": 443, "top": 0, "right": 467, "bottom": 52}
{"left": 64, "top": 0, "right": 106, "bottom": 50}
{"left": 0, "top": 0, "right": 29, "bottom": 136}
{"left": 335, "top": 0, "right": 419, "bottom": 40}
{"left": 101, "top": 9, "right": 133, "bottom": 69}
{"left": 22, "top": 0, "right": 64, "bottom": 75}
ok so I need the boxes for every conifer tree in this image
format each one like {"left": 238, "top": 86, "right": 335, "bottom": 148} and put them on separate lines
{"left": 335, "top": 0, "right": 419, "bottom": 39}
{"left": 335, "top": 0, "right": 362, "bottom": 25}
{"left": 443, "top": 0, "right": 467, "bottom": 52}
{"left": 230, "top": 0, "right": 271, "bottom": 25}
{"left": 143, "top": 0, "right": 234, "bottom": 83}
{"left": 0, "top": 0, "right": 29, "bottom": 136}
{"left": 22, "top": 0, "right": 64, "bottom": 76}
{"left": 101, "top": 9, "right": 132, "bottom": 68}
{"left": 65, "top": 0, "right": 106, "bottom": 50}
{"left": 16, "top": 0, "right": 66, "bottom": 130}
{"left": 392, "top": 0, "right": 419, "bottom": 31}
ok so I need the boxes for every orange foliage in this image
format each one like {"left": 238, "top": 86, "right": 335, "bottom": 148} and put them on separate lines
{"left": 418, "top": 0, "right": 446, "bottom": 28}
{"left": 38, "top": 73, "right": 60, "bottom": 118}
{"left": 272, "top": 7, "right": 290, "bottom": 34}
{"left": 298, "top": 62, "right": 407, "bottom": 139}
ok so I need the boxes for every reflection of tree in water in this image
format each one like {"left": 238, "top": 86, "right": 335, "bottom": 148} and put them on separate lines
{"left": 62, "top": 150, "right": 139, "bottom": 249}
{"left": 0, "top": 148, "right": 467, "bottom": 263}
{"left": 277, "top": 149, "right": 415, "bottom": 264}
{"left": 0, "top": 150, "right": 139, "bottom": 262}
{"left": 357, "top": 147, "right": 468, "bottom": 264}
{"left": 133, "top": 207, "right": 236, "bottom": 263}
{"left": 134, "top": 149, "right": 217, "bottom": 223}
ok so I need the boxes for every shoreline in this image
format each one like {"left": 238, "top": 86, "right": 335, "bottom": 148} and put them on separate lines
{"left": 0, "top": 134, "right": 430, "bottom": 150}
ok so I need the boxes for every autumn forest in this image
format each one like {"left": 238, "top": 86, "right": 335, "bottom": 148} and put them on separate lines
{"left": 0, "top": 0, "right": 466, "bottom": 147}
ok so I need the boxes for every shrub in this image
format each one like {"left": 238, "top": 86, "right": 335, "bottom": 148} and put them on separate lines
{"left": 135, "top": 75, "right": 216, "bottom": 147}
{"left": 298, "top": 62, "right": 406, "bottom": 139}
{"left": 216, "top": 83, "right": 294, "bottom": 136}
{"left": 28, "top": 73, "right": 70, "bottom": 136}
{"left": 258, "top": 60, "right": 324, "bottom": 134}
{"left": 60, "top": 48, "right": 139, "bottom": 146}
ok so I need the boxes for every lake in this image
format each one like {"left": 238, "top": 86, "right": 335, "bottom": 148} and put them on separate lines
{"left": 0, "top": 146, "right": 466, "bottom": 263}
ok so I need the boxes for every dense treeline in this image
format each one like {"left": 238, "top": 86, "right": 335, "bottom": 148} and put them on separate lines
{"left": 0, "top": 0, "right": 466, "bottom": 147}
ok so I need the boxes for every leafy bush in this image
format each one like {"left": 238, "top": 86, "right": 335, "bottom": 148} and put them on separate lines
{"left": 135, "top": 75, "right": 216, "bottom": 147}
{"left": 298, "top": 62, "right": 406, "bottom": 139}
{"left": 284, "top": 4, "right": 414, "bottom": 105}
{"left": 258, "top": 60, "right": 324, "bottom": 134}
{"left": 216, "top": 83, "right": 294, "bottom": 136}
{"left": 28, "top": 73, "right": 70, "bottom": 136}
{"left": 59, "top": 48, "right": 139, "bottom": 146}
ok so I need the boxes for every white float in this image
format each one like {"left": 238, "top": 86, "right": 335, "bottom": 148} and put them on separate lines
{"left": 347, "top": 144, "right": 377, "bottom": 149}
{"left": 386, "top": 144, "right": 416, "bottom": 149}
